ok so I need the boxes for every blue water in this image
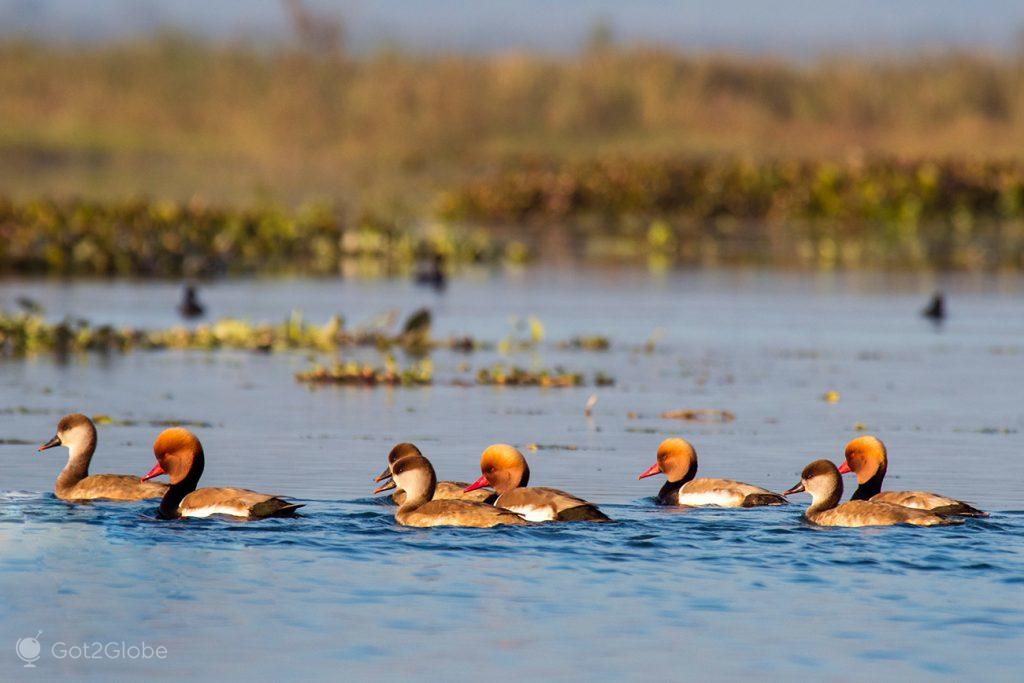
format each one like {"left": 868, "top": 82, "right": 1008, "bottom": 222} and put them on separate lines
{"left": 1, "top": 269, "right": 1023, "bottom": 680}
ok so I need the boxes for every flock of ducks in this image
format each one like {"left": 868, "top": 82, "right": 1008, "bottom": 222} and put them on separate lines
{"left": 33, "top": 412, "right": 986, "bottom": 528}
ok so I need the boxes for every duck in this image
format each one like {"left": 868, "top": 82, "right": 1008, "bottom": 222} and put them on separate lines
{"left": 141, "top": 427, "right": 301, "bottom": 520}
{"left": 784, "top": 459, "right": 959, "bottom": 527}
{"left": 464, "top": 444, "right": 611, "bottom": 522}
{"left": 38, "top": 413, "right": 168, "bottom": 501}
{"left": 383, "top": 452, "right": 526, "bottom": 528}
{"left": 638, "top": 438, "right": 787, "bottom": 507}
{"left": 838, "top": 435, "right": 985, "bottom": 516}
{"left": 922, "top": 291, "right": 945, "bottom": 321}
{"left": 178, "top": 284, "right": 205, "bottom": 318}
{"left": 373, "top": 442, "right": 495, "bottom": 505}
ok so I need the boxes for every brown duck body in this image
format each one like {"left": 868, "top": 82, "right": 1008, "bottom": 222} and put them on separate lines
{"left": 57, "top": 474, "right": 168, "bottom": 502}
{"left": 176, "top": 487, "right": 302, "bottom": 519}
{"left": 396, "top": 499, "right": 527, "bottom": 528}
{"left": 842, "top": 436, "right": 986, "bottom": 517}
{"left": 493, "top": 486, "right": 609, "bottom": 522}
{"left": 41, "top": 413, "right": 168, "bottom": 502}
{"left": 659, "top": 477, "right": 787, "bottom": 508}
{"left": 807, "top": 499, "right": 955, "bottom": 527}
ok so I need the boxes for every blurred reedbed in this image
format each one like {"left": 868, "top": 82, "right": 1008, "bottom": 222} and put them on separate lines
{"left": 0, "top": 35, "right": 1022, "bottom": 204}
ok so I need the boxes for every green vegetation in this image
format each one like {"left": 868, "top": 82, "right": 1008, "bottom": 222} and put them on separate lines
{"left": 474, "top": 364, "right": 613, "bottom": 388}
{"left": 439, "top": 157, "right": 1024, "bottom": 269}
{"left": 0, "top": 309, "right": 479, "bottom": 355}
{"left": 295, "top": 358, "right": 434, "bottom": 387}
{"left": 0, "top": 197, "right": 510, "bottom": 276}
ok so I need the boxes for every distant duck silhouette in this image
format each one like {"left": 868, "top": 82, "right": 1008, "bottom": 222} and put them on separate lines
{"left": 922, "top": 291, "right": 945, "bottom": 321}
{"left": 415, "top": 252, "right": 447, "bottom": 290}
{"left": 178, "top": 284, "right": 205, "bottom": 318}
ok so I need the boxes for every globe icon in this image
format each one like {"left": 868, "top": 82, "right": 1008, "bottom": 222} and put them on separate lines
{"left": 16, "top": 631, "right": 43, "bottom": 667}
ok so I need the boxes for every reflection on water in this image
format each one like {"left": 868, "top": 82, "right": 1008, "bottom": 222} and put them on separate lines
{"left": 1, "top": 269, "right": 1022, "bottom": 679}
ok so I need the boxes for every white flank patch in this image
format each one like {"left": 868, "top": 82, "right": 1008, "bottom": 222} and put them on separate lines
{"left": 507, "top": 505, "right": 556, "bottom": 522}
{"left": 180, "top": 505, "right": 249, "bottom": 518}
{"left": 676, "top": 491, "right": 744, "bottom": 507}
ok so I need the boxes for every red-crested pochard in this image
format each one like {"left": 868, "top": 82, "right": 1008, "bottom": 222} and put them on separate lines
{"left": 784, "top": 459, "right": 959, "bottom": 527}
{"left": 838, "top": 436, "right": 986, "bottom": 516}
{"left": 638, "top": 438, "right": 787, "bottom": 507}
{"left": 38, "top": 413, "right": 168, "bottom": 501}
{"left": 381, "top": 453, "right": 527, "bottom": 528}
{"left": 141, "top": 428, "right": 302, "bottom": 520}
{"left": 464, "top": 444, "right": 611, "bottom": 522}
{"left": 373, "top": 443, "right": 495, "bottom": 505}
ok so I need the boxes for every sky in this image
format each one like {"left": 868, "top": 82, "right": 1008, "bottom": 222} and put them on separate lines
{"left": 1, "top": 0, "right": 1022, "bottom": 56}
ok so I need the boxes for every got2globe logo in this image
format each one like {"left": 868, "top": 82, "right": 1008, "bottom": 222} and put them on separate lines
{"left": 16, "top": 631, "right": 43, "bottom": 667}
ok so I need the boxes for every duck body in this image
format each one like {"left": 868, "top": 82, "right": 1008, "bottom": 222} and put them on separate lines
{"left": 396, "top": 499, "right": 526, "bottom": 528}
{"left": 144, "top": 428, "right": 302, "bottom": 520}
{"left": 841, "top": 436, "right": 986, "bottom": 517}
{"left": 807, "top": 499, "right": 955, "bottom": 527}
{"left": 175, "top": 487, "right": 301, "bottom": 519}
{"left": 387, "top": 452, "right": 526, "bottom": 528}
{"left": 640, "top": 438, "right": 787, "bottom": 508}
{"left": 493, "top": 486, "right": 609, "bottom": 522}
{"left": 656, "top": 477, "right": 787, "bottom": 508}
{"left": 57, "top": 474, "right": 168, "bottom": 502}
{"left": 467, "top": 444, "right": 611, "bottom": 522}
{"left": 40, "top": 413, "right": 168, "bottom": 502}
{"left": 786, "top": 459, "right": 960, "bottom": 528}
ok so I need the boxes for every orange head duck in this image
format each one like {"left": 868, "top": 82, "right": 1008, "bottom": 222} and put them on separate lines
{"left": 142, "top": 427, "right": 301, "bottom": 520}
{"left": 838, "top": 435, "right": 985, "bottom": 516}
{"left": 465, "top": 444, "right": 610, "bottom": 522}
{"left": 638, "top": 438, "right": 787, "bottom": 508}
{"left": 784, "top": 459, "right": 958, "bottom": 527}
{"left": 38, "top": 413, "right": 167, "bottom": 502}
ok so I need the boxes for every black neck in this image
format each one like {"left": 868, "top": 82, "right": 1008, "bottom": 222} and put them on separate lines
{"left": 851, "top": 471, "right": 884, "bottom": 501}
{"left": 657, "top": 479, "right": 684, "bottom": 504}
{"left": 157, "top": 451, "right": 204, "bottom": 519}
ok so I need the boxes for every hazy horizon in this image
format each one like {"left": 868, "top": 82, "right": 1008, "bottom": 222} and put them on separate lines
{"left": 2, "top": 0, "right": 1023, "bottom": 57}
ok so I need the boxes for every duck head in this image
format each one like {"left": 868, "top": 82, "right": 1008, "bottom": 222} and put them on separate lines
{"left": 638, "top": 438, "right": 698, "bottom": 483}
{"left": 373, "top": 442, "right": 422, "bottom": 492}
{"left": 838, "top": 435, "right": 888, "bottom": 484}
{"left": 38, "top": 413, "right": 97, "bottom": 459}
{"left": 465, "top": 444, "right": 528, "bottom": 495}
{"left": 784, "top": 459, "right": 843, "bottom": 510}
{"left": 142, "top": 427, "right": 204, "bottom": 485}
{"left": 390, "top": 453, "right": 437, "bottom": 505}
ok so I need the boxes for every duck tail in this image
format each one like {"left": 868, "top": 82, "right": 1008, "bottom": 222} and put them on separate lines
{"left": 556, "top": 504, "right": 612, "bottom": 522}
{"left": 252, "top": 500, "right": 305, "bottom": 518}
{"left": 742, "top": 492, "right": 788, "bottom": 507}
{"left": 931, "top": 502, "right": 987, "bottom": 518}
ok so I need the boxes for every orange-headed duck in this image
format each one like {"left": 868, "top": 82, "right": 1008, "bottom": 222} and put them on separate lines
{"left": 839, "top": 436, "right": 985, "bottom": 517}
{"left": 381, "top": 453, "right": 526, "bottom": 528}
{"left": 374, "top": 443, "right": 495, "bottom": 505}
{"left": 784, "top": 459, "right": 959, "bottom": 527}
{"left": 638, "top": 438, "right": 787, "bottom": 507}
{"left": 141, "top": 428, "right": 301, "bottom": 520}
{"left": 464, "top": 444, "right": 610, "bottom": 522}
{"left": 38, "top": 413, "right": 168, "bottom": 501}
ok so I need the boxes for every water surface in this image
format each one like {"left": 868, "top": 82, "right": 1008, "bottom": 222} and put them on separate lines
{"left": 1, "top": 269, "right": 1022, "bottom": 680}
